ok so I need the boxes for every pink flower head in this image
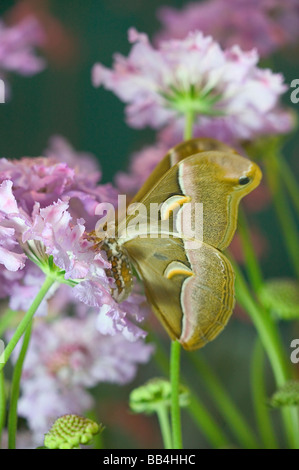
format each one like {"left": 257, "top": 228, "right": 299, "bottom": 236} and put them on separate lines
{"left": 156, "top": 0, "right": 299, "bottom": 57}
{"left": 0, "top": 139, "right": 118, "bottom": 229}
{"left": 13, "top": 313, "right": 153, "bottom": 440}
{"left": 92, "top": 29, "right": 293, "bottom": 143}
{"left": 0, "top": 16, "right": 45, "bottom": 76}
{"left": 0, "top": 148, "right": 149, "bottom": 339}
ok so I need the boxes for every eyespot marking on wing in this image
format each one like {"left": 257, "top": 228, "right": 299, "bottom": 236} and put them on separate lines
{"left": 164, "top": 261, "right": 193, "bottom": 280}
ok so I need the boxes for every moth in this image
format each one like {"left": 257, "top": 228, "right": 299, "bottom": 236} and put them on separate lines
{"left": 96, "top": 138, "right": 262, "bottom": 351}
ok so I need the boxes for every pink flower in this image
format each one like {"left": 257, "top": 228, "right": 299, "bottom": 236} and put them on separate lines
{"left": 92, "top": 29, "right": 293, "bottom": 143}
{"left": 44, "top": 135, "right": 102, "bottom": 187}
{"left": 0, "top": 16, "right": 45, "bottom": 76}
{"left": 0, "top": 149, "right": 149, "bottom": 339}
{"left": 156, "top": 0, "right": 299, "bottom": 57}
{"left": 0, "top": 141, "right": 118, "bottom": 229}
{"left": 13, "top": 313, "right": 153, "bottom": 440}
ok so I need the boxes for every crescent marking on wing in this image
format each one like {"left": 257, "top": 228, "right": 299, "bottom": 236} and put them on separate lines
{"left": 160, "top": 195, "right": 191, "bottom": 221}
{"left": 163, "top": 261, "right": 193, "bottom": 280}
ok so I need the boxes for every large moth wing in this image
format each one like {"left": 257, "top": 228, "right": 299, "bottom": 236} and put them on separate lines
{"left": 123, "top": 146, "right": 262, "bottom": 251}
{"left": 131, "top": 138, "right": 237, "bottom": 205}
{"left": 118, "top": 138, "right": 261, "bottom": 350}
{"left": 123, "top": 236, "right": 235, "bottom": 351}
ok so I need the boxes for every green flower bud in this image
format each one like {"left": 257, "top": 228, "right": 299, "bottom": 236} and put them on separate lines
{"left": 44, "top": 414, "right": 103, "bottom": 449}
{"left": 259, "top": 278, "right": 299, "bottom": 320}
{"left": 130, "top": 378, "right": 189, "bottom": 414}
{"left": 270, "top": 381, "right": 299, "bottom": 408}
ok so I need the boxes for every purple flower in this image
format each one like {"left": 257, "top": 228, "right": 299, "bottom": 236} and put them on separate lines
{"left": 0, "top": 140, "right": 118, "bottom": 229}
{"left": 14, "top": 313, "right": 153, "bottom": 440}
{"left": 92, "top": 29, "right": 293, "bottom": 143}
{"left": 155, "top": 0, "right": 299, "bottom": 58}
{"left": 0, "top": 147, "right": 149, "bottom": 339}
{"left": 0, "top": 16, "right": 45, "bottom": 76}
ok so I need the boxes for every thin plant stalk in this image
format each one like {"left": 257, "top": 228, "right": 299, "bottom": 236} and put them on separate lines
{"left": 275, "top": 151, "right": 299, "bottom": 219}
{"left": 264, "top": 151, "right": 299, "bottom": 280}
{"left": 167, "top": 108, "right": 194, "bottom": 450}
{"left": 156, "top": 405, "right": 173, "bottom": 449}
{"left": 238, "top": 207, "right": 264, "bottom": 293}
{"left": 0, "top": 276, "right": 55, "bottom": 371}
{"left": 184, "top": 109, "right": 194, "bottom": 141}
{"left": 8, "top": 320, "right": 33, "bottom": 449}
{"left": 190, "top": 353, "right": 259, "bottom": 448}
{"left": 233, "top": 261, "right": 299, "bottom": 449}
{"left": 188, "top": 388, "right": 230, "bottom": 448}
{"left": 150, "top": 332, "right": 230, "bottom": 448}
{"left": 170, "top": 340, "right": 182, "bottom": 449}
{"left": 0, "top": 370, "right": 5, "bottom": 448}
{"left": 251, "top": 340, "right": 279, "bottom": 449}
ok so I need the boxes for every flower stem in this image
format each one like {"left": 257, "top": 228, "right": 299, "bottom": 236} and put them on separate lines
{"left": 190, "top": 353, "right": 259, "bottom": 448}
{"left": 275, "top": 151, "right": 299, "bottom": 219}
{"left": 0, "top": 370, "right": 5, "bottom": 448}
{"left": 8, "top": 320, "right": 33, "bottom": 449}
{"left": 264, "top": 151, "right": 299, "bottom": 280}
{"left": 170, "top": 340, "right": 182, "bottom": 449}
{"left": 184, "top": 110, "right": 195, "bottom": 140}
{"left": 233, "top": 261, "right": 299, "bottom": 448}
{"left": 238, "top": 207, "right": 264, "bottom": 293}
{"left": 156, "top": 405, "right": 173, "bottom": 449}
{"left": 150, "top": 332, "right": 230, "bottom": 448}
{"left": 188, "top": 388, "right": 230, "bottom": 448}
{"left": 0, "top": 275, "right": 55, "bottom": 372}
{"left": 251, "top": 340, "right": 279, "bottom": 449}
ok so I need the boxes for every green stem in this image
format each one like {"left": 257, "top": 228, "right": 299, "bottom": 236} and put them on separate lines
{"left": 156, "top": 405, "right": 173, "bottom": 449}
{"left": 233, "top": 261, "right": 299, "bottom": 448}
{"left": 238, "top": 208, "right": 264, "bottom": 293}
{"left": 0, "top": 370, "right": 5, "bottom": 448}
{"left": 251, "top": 340, "right": 278, "bottom": 449}
{"left": 188, "top": 388, "right": 230, "bottom": 448}
{"left": 190, "top": 353, "right": 259, "bottom": 448}
{"left": 151, "top": 332, "right": 230, "bottom": 448}
{"left": 264, "top": 152, "right": 299, "bottom": 280}
{"left": 275, "top": 151, "right": 299, "bottom": 219}
{"left": 184, "top": 110, "right": 194, "bottom": 140}
{"left": 0, "top": 276, "right": 55, "bottom": 372}
{"left": 8, "top": 320, "right": 33, "bottom": 449}
{"left": 170, "top": 340, "right": 182, "bottom": 449}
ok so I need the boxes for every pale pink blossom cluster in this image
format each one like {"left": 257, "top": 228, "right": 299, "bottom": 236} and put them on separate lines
{"left": 0, "top": 138, "right": 148, "bottom": 340}
{"left": 13, "top": 312, "right": 153, "bottom": 441}
{"left": 156, "top": 0, "right": 299, "bottom": 57}
{"left": 0, "top": 16, "right": 45, "bottom": 101}
{"left": 0, "top": 16, "right": 45, "bottom": 75}
{"left": 92, "top": 29, "right": 293, "bottom": 146}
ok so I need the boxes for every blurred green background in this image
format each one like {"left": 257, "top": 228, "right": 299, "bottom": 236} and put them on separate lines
{"left": 0, "top": 0, "right": 299, "bottom": 449}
